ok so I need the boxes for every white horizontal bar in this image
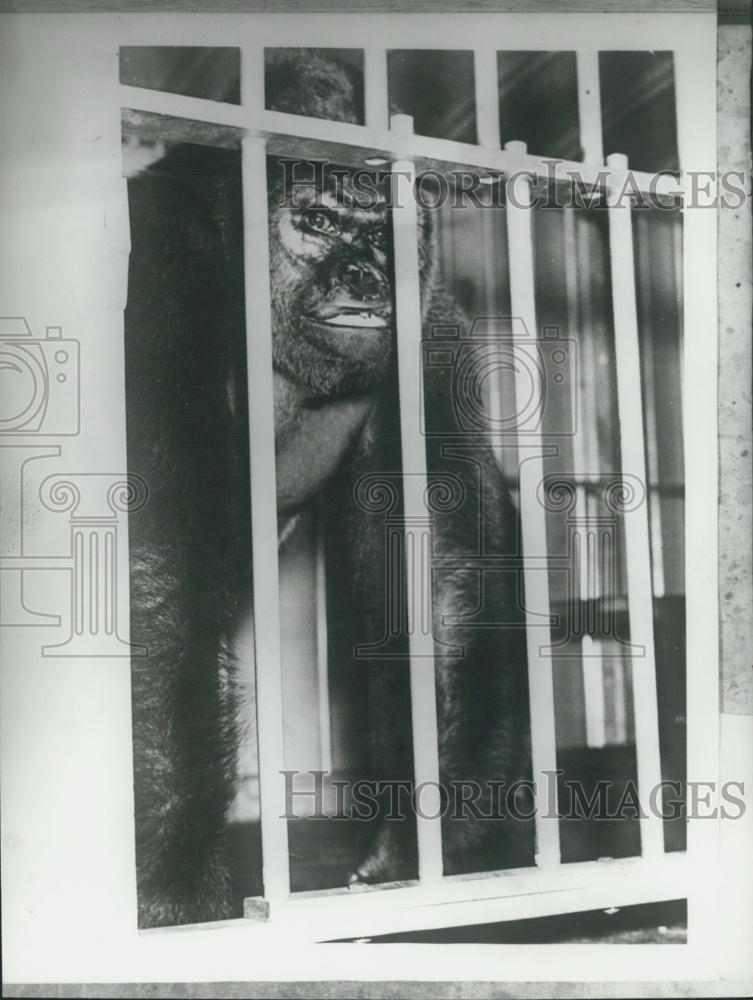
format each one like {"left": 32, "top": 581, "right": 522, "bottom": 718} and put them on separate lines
{"left": 504, "top": 141, "right": 561, "bottom": 870}
{"left": 120, "top": 84, "right": 683, "bottom": 199}
{"left": 110, "top": 13, "right": 709, "bottom": 53}
{"left": 121, "top": 84, "right": 248, "bottom": 128}
{"left": 268, "top": 852, "right": 688, "bottom": 942}
{"left": 606, "top": 152, "right": 665, "bottom": 861}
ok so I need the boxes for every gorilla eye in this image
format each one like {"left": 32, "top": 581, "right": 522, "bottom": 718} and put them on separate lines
{"left": 301, "top": 210, "right": 339, "bottom": 236}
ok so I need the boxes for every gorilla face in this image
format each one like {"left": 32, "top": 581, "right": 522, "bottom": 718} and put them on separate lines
{"left": 268, "top": 163, "right": 395, "bottom": 399}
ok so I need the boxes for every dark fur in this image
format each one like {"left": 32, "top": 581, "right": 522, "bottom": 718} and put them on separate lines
{"left": 125, "top": 51, "right": 532, "bottom": 928}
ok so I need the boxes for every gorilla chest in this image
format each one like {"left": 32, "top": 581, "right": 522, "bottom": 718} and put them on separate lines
{"left": 274, "top": 389, "right": 374, "bottom": 513}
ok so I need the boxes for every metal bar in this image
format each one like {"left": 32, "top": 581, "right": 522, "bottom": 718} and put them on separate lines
{"left": 271, "top": 852, "right": 689, "bottom": 942}
{"left": 673, "top": 37, "right": 719, "bottom": 954}
{"left": 606, "top": 152, "right": 665, "bottom": 860}
{"left": 575, "top": 50, "right": 604, "bottom": 165}
{"left": 119, "top": 85, "right": 684, "bottom": 199}
{"left": 364, "top": 48, "right": 389, "bottom": 133}
{"left": 391, "top": 113, "right": 444, "bottom": 885}
{"left": 473, "top": 48, "right": 501, "bottom": 151}
{"left": 573, "top": 61, "right": 613, "bottom": 774}
{"left": 633, "top": 211, "right": 667, "bottom": 599}
{"left": 121, "top": 84, "right": 248, "bottom": 128}
{"left": 579, "top": 270, "right": 626, "bottom": 741}
{"left": 563, "top": 206, "right": 606, "bottom": 749}
{"left": 315, "top": 505, "right": 333, "bottom": 774}
{"left": 240, "top": 122, "right": 291, "bottom": 897}
{"left": 503, "top": 140, "right": 561, "bottom": 869}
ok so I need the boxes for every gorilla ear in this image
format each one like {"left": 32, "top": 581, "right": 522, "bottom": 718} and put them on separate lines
{"left": 264, "top": 48, "right": 362, "bottom": 125}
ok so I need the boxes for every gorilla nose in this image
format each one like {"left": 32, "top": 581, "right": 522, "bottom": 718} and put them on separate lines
{"left": 337, "top": 261, "right": 387, "bottom": 303}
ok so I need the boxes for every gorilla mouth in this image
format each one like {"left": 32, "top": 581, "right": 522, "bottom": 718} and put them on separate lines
{"left": 320, "top": 311, "right": 388, "bottom": 329}
{"left": 307, "top": 305, "right": 391, "bottom": 330}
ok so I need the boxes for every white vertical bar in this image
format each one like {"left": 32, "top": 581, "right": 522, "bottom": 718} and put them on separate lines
{"left": 606, "top": 152, "right": 664, "bottom": 860}
{"left": 241, "top": 47, "right": 291, "bottom": 902}
{"left": 563, "top": 207, "right": 606, "bottom": 749}
{"left": 364, "top": 48, "right": 389, "bottom": 133}
{"left": 474, "top": 48, "right": 501, "bottom": 151}
{"left": 574, "top": 207, "right": 616, "bottom": 762}
{"left": 391, "top": 113, "right": 443, "bottom": 884}
{"left": 315, "top": 505, "right": 332, "bottom": 773}
{"left": 674, "top": 32, "right": 719, "bottom": 956}
{"left": 576, "top": 51, "right": 604, "bottom": 165}
{"left": 504, "top": 140, "right": 561, "bottom": 869}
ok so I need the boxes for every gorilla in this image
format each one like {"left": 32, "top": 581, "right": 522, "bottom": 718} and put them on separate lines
{"left": 125, "top": 49, "right": 533, "bottom": 929}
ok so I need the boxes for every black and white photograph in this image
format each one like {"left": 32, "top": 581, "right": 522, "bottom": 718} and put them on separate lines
{"left": 0, "top": 3, "right": 751, "bottom": 997}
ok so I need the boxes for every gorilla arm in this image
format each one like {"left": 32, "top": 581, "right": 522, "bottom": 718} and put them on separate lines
{"left": 125, "top": 155, "right": 250, "bottom": 928}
